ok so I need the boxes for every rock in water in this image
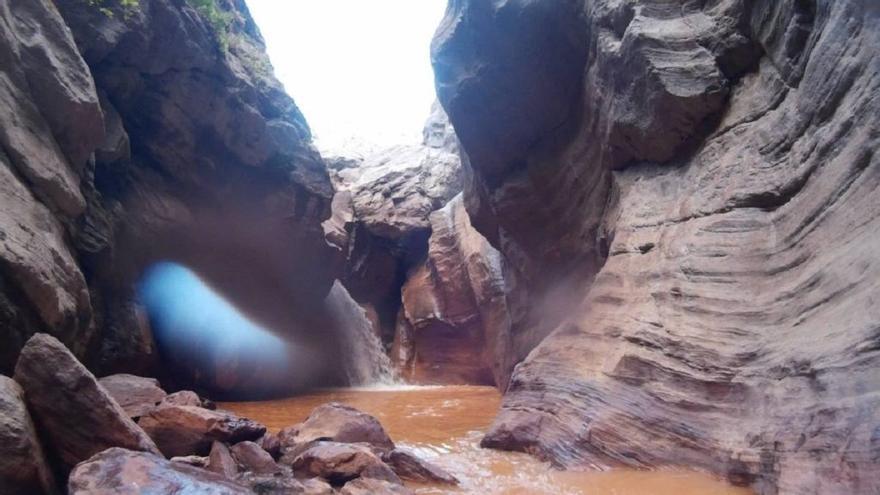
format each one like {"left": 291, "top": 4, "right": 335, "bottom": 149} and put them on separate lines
{"left": 0, "top": 376, "right": 57, "bottom": 495}
{"left": 383, "top": 449, "right": 458, "bottom": 485}
{"left": 279, "top": 403, "right": 395, "bottom": 455}
{"left": 68, "top": 448, "right": 250, "bottom": 494}
{"left": 13, "top": 334, "right": 160, "bottom": 471}
{"left": 138, "top": 405, "right": 266, "bottom": 457}
{"left": 98, "top": 374, "right": 167, "bottom": 418}
{"left": 289, "top": 442, "right": 401, "bottom": 486}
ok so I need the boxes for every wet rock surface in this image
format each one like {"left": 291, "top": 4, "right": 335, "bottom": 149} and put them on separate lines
{"left": 435, "top": 0, "right": 880, "bottom": 493}
{"left": 68, "top": 447, "right": 250, "bottom": 494}
{"left": 138, "top": 405, "right": 266, "bottom": 458}
{"left": 13, "top": 334, "right": 160, "bottom": 471}
{"left": 98, "top": 374, "right": 167, "bottom": 418}
{"left": 0, "top": 376, "right": 57, "bottom": 495}
{"left": 279, "top": 402, "right": 395, "bottom": 455}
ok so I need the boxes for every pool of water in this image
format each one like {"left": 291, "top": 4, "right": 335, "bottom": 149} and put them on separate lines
{"left": 222, "top": 385, "right": 752, "bottom": 494}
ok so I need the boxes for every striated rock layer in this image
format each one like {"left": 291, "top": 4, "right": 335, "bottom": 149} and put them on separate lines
{"left": 434, "top": 0, "right": 880, "bottom": 493}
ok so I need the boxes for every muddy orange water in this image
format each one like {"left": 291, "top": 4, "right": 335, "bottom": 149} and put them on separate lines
{"left": 222, "top": 385, "right": 752, "bottom": 495}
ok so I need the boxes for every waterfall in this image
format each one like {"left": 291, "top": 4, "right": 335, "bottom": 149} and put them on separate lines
{"left": 325, "top": 281, "right": 398, "bottom": 386}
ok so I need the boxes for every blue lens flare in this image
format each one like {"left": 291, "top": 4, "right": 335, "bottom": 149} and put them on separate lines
{"left": 137, "top": 261, "right": 294, "bottom": 391}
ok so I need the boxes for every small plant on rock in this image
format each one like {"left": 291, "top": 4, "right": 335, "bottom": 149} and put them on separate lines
{"left": 185, "top": 0, "right": 234, "bottom": 51}
{"left": 86, "top": 0, "right": 140, "bottom": 18}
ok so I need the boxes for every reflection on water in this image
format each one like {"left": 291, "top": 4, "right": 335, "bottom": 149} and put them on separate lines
{"left": 222, "top": 386, "right": 752, "bottom": 495}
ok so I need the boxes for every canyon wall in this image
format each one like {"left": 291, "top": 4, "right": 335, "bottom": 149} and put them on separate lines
{"left": 0, "top": 0, "right": 343, "bottom": 394}
{"left": 433, "top": 0, "right": 880, "bottom": 493}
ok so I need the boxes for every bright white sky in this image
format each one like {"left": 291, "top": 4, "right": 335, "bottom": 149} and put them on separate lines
{"left": 245, "top": 0, "right": 448, "bottom": 155}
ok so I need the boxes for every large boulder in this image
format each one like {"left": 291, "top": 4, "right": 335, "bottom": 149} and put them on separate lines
{"left": 0, "top": 376, "right": 56, "bottom": 495}
{"left": 138, "top": 405, "right": 266, "bottom": 458}
{"left": 98, "top": 374, "right": 167, "bottom": 418}
{"left": 13, "top": 333, "right": 160, "bottom": 471}
{"left": 289, "top": 442, "right": 401, "bottom": 487}
{"left": 68, "top": 448, "right": 250, "bottom": 494}
{"left": 279, "top": 403, "right": 394, "bottom": 455}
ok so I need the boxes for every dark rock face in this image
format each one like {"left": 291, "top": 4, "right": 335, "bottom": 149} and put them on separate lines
{"left": 138, "top": 405, "right": 266, "bottom": 458}
{"left": 98, "top": 373, "right": 167, "bottom": 418}
{"left": 13, "top": 333, "right": 160, "bottom": 472}
{"left": 435, "top": 0, "right": 880, "bottom": 493}
{"left": 0, "top": 0, "right": 340, "bottom": 393}
{"left": 58, "top": 0, "right": 338, "bottom": 387}
{"left": 0, "top": 376, "right": 57, "bottom": 495}
{"left": 68, "top": 447, "right": 250, "bottom": 494}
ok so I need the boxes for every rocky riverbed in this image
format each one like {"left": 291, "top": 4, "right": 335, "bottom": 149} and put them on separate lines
{"left": 1, "top": 333, "right": 751, "bottom": 494}
{"left": 1, "top": 333, "right": 458, "bottom": 494}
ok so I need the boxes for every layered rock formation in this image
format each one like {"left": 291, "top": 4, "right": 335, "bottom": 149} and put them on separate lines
{"left": 433, "top": 0, "right": 880, "bottom": 493}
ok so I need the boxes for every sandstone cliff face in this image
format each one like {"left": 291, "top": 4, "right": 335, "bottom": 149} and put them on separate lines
{"left": 0, "top": 0, "right": 338, "bottom": 389}
{"left": 434, "top": 0, "right": 880, "bottom": 493}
